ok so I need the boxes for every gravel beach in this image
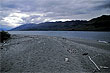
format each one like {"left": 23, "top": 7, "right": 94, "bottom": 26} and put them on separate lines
{"left": 0, "top": 34, "right": 110, "bottom": 73}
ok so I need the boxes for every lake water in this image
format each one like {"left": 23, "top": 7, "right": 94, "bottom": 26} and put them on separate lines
{"left": 8, "top": 31, "right": 110, "bottom": 42}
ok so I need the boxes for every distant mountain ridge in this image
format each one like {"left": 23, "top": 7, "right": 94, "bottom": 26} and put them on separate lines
{"left": 11, "top": 21, "right": 87, "bottom": 31}
{"left": 11, "top": 15, "right": 110, "bottom": 31}
{"left": 0, "top": 28, "right": 10, "bottom": 31}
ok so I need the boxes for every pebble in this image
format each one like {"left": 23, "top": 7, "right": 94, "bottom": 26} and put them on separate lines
{"left": 82, "top": 53, "right": 88, "bottom": 56}
{"left": 65, "top": 58, "right": 69, "bottom": 62}
{"left": 1, "top": 47, "right": 3, "bottom": 49}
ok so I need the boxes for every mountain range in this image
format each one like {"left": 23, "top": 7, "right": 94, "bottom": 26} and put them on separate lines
{"left": 11, "top": 15, "right": 110, "bottom": 31}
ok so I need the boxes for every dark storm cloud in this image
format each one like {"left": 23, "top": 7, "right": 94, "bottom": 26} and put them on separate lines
{"left": 0, "top": 0, "right": 110, "bottom": 29}
{"left": 1, "top": 0, "right": 110, "bottom": 14}
{"left": 97, "top": 2, "right": 110, "bottom": 9}
{"left": 91, "top": 0, "right": 110, "bottom": 10}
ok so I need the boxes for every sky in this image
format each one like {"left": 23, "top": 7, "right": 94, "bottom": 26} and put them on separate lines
{"left": 0, "top": 0, "right": 110, "bottom": 29}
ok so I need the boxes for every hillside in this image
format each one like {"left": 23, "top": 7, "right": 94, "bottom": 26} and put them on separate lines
{"left": 80, "top": 15, "right": 110, "bottom": 31}
{"left": 11, "top": 15, "right": 110, "bottom": 31}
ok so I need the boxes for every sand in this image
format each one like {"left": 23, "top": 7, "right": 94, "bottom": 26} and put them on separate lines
{"left": 0, "top": 34, "right": 110, "bottom": 73}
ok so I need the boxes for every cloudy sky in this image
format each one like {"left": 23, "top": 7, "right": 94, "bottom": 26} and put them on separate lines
{"left": 0, "top": 0, "right": 110, "bottom": 29}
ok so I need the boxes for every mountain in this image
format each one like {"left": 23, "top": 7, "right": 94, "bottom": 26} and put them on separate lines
{"left": 11, "top": 21, "right": 87, "bottom": 31}
{"left": 81, "top": 15, "right": 110, "bottom": 31}
{"left": 0, "top": 25, "right": 12, "bottom": 31}
{"left": 0, "top": 28, "right": 10, "bottom": 31}
{"left": 11, "top": 15, "right": 110, "bottom": 31}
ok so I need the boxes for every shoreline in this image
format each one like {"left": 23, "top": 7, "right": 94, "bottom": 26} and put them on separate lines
{"left": 8, "top": 31, "right": 110, "bottom": 43}
{"left": 0, "top": 34, "right": 110, "bottom": 72}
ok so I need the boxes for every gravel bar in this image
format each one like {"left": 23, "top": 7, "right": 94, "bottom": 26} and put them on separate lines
{"left": 0, "top": 34, "right": 110, "bottom": 73}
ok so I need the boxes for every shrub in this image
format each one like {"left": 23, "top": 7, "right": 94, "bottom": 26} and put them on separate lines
{"left": 0, "top": 31, "right": 11, "bottom": 43}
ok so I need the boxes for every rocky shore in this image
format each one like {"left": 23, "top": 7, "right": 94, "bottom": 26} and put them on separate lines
{"left": 0, "top": 34, "right": 110, "bottom": 73}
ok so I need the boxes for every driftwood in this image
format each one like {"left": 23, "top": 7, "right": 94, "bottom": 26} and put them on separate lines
{"left": 100, "top": 66, "right": 109, "bottom": 69}
{"left": 88, "top": 56, "right": 101, "bottom": 71}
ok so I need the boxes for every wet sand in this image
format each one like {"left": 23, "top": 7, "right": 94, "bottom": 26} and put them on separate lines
{"left": 0, "top": 34, "right": 110, "bottom": 73}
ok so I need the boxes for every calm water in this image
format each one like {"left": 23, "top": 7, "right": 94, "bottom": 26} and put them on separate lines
{"left": 8, "top": 31, "right": 110, "bottom": 42}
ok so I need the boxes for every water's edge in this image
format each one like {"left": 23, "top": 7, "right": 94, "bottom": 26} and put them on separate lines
{"left": 8, "top": 31, "right": 110, "bottom": 43}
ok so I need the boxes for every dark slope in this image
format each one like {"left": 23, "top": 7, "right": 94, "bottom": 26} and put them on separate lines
{"left": 82, "top": 15, "right": 110, "bottom": 31}
{"left": 11, "top": 15, "right": 110, "bottom": 31}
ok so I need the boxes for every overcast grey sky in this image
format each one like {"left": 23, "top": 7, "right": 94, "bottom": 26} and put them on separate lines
{"left": 0, "top": 0, "right": 110, "bottom": 29}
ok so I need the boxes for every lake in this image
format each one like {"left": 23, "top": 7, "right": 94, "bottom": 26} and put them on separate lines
{"left": 8, "top": 31, "right": 110, "bottom": 42}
